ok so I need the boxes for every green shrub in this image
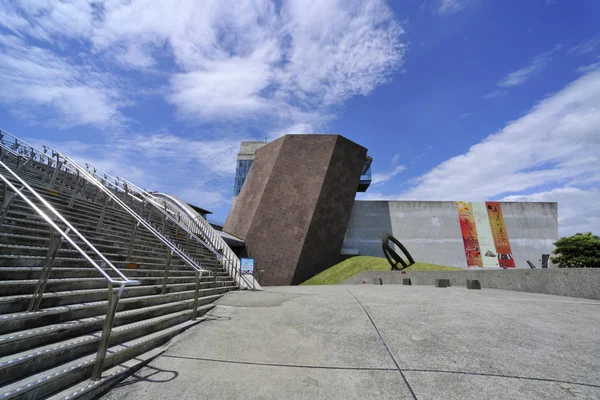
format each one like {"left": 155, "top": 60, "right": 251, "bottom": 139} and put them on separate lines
{"left": 551, "top": 232, "right": 600, "bottom": 268}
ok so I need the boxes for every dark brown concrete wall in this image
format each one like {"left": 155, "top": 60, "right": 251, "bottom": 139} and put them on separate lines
{"left": 224, "top": 138, "right": 283, "bottom": 240}
{"left": 292, "top": 136, "right": 367, "bottom": 284}
{"left": 223, "top": 134, "right": 367, "bottom": 286}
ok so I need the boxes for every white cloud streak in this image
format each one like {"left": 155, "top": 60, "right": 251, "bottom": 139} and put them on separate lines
{"left": 498, "top": 46, "right": 560, "bottom": 87}
{"left": 403, "top": 69, "right": 600, "bottom": 200}
{"left": 437, "top": 0, "right": 466, "bottom": 14}
{"left": 0, "top": 35, "right": 124, "bottom": 128}
{"left": 37, "top": 132, "right": 242, "bottom": 208}
{"left": 568, "top": 37, "right": 600, "bottom": 56}
{"left": 483, "top": 90, "right": 507, "bottom": 99}
{"left": 0, "top": 0, "right": 405, "bottom": 132}
{"left": 369, "top": 69, "right": 600, "bottom": 235}
{"left": 372, "top": 164, "right": 406, "bottom": 186}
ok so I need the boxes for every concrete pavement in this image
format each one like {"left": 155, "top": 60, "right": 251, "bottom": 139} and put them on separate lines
{"left": 102, "top": 286, "right": 600, "bottom": 400}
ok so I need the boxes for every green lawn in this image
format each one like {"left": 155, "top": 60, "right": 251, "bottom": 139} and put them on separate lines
{"left": 300, "top": 256, "right": 462, "bottom": 285}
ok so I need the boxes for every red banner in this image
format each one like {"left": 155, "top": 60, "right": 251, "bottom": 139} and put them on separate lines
{"left": 456, "top": 201, "right": 482, "bottom": 267}
{"left": 485, "top": 202, "right": 515, "bottom": 268}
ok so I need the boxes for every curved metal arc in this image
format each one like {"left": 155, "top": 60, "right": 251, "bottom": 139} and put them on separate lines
{"left": 382, "top": 232, "right": 415, "bottom": 271}
{"left": 117, "top": 177, "right": 221, "bottom": 258}
{"left": 0, "top": 161, "right": 138, "bottom": 286}
{"left": 154, "top": 192, "right": 258, "bottom": 290}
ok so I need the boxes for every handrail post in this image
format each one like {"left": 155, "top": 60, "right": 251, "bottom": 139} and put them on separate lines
{"left": 192, "top": 270, "right": 200, "bottom": 320}
{"left": 161, "top": 249, "right": 173, "bottom": 295}
{"left": 0, "top": 183, "right": 21, "bottom": 226}
{"left": 91, "top": 283, "right": 123, "bottom": 380}
{"left": 96, "top": 195, "right": 109, "bottom": 232}
{"left": 213, "top": 262, "right": 218, "bottom": 286}
{"left": 68, "top": 173, "right": 80, "bottom": 208}
{"left": 48, "top": 159, "right": 61, "bottom": 188}
{"left": 28, "top": 230, "right": 65, "bottom": 312}
{"left": 126, "top": 221, "right": 139, "bottom": 262}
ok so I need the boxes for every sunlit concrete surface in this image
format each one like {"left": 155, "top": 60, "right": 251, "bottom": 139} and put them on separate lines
{"left": 102, "top": 286, "right": 600, "bottom": 400}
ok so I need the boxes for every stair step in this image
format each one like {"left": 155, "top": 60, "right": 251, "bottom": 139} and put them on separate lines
{"left": 0, "top": 278, "right": 233, "bottom": 314}
{"left": 0, "top": 304, "right": 215, "bottom": 385}
{"left": 0, "top": 318, "right": 203, "bottom": 400}
{"left": 0, "top": 295, "right": 222, "bottom": 358}
{"left": 0, "top": 276, "right": 209, "bottom": 296}
{"left": 0, "top": 267, "right": 197, "bottom": 280}
{"left": 0, "top": 286, "right": 235, "bottom": 334}
{"left": 0, "top": 147, "right": 240, "bottom": 399}
{"left": 45, "top": 345, "right": 165, "bottom": 400}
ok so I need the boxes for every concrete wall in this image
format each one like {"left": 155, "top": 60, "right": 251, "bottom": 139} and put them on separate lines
{"left": 343, "top": 201, "right": 558, "bottom": 269}
{"left": 341, "top": 269, "right": 600, "bottom": 300}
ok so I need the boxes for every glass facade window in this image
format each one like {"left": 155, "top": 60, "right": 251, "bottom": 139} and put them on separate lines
{"left": 357, "top": 161, "right": 372, "bottom": 192}
{"left": 233, "top": 159, "right": 253, "bottom": 196}
{"left": 360, "top": 165, "right": 372, "bottom": 182}
{"left": 234, "top": 152, "right": 373, "bottom": 195}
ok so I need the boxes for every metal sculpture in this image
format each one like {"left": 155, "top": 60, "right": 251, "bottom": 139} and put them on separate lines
{"left": 382, "top": 232, "right": 415, "bottom": 270}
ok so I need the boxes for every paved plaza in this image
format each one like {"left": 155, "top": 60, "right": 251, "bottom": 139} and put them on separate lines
{"left": 103, "top": 285, "right": 600, "bottom": 400}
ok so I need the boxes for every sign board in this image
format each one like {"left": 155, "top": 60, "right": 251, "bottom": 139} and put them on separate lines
{"left": 240, "top": 258, "right": 254, "bottom": 275}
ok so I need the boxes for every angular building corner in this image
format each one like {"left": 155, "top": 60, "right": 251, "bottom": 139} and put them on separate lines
{"left": 224, "top": 134, "right": 369, "bottom": 286}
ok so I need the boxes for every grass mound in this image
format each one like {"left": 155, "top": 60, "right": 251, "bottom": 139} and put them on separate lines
{"left": 301, "top": 256, "right": 461, "bottom": 285}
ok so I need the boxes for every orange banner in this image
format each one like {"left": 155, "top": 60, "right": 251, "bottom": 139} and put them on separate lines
{"left": 456, "top": 201, "right": 482, "bottom": 267}
{"left": 485, "top": 202, "right": 515, "bottom": 268}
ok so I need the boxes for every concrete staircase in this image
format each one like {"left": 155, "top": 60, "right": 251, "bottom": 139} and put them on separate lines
{"left": 0, "top": 132, "right": 239, "bottom": 399}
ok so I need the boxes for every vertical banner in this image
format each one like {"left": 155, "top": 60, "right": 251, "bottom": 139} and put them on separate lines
{"left": 485, "top": 202, "right": 515, "bottom": 268}
{"left": 456, "top": 201, "right": 483, "bottom": 267}
{"left": 471, "top": 202, "right": 499, "bottom": 268}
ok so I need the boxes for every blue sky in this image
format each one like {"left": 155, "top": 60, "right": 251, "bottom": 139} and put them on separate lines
{"left": 0, "top": 0, "right": 598, "bottom": 236}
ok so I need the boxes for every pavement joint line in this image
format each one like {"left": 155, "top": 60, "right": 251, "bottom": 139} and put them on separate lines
{"left": 161, "top": 355, "right": 397, "bottom": 371}
{"left": 346, "top": 288, "right": 418, "bottom": 400}
{"left": 403, "top": 368, "right": 600, "bottom": 389}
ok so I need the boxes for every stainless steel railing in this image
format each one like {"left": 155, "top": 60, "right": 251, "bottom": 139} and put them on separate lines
{"left": 151, "top": 193, "right": 260, "bottom": 290}
{"left": 116, "top": 176, "right": 220, "bottom": 254}
{"left": 0, "top": 129, "right": 215, "bottom": 379}
{"left": 0, "top": 157, "right": 140, "bottom": 380}
{"left": 0, "top": 129, "right": 209, "bottom": 277}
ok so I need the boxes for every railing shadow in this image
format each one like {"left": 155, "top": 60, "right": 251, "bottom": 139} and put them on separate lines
{"left": 115, "top": 364, "right": 179, "bottom": 387}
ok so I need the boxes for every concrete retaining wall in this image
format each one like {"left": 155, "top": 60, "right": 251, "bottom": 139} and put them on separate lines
{"left": 342, "top": 200, "right": 558, "bottom": 269}
{"left": 342, "top": 269, "right": 600, "bottom": 300}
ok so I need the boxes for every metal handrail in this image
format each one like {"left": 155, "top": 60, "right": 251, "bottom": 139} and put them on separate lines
{"left": 0, "top": 157, "right": 142, "bottom": 381}
{"left": 116, "top": 176, "right": 221, "bottom": 258}
{"left": 57, "top": 154, "right": 209, "bottom": 274}
{"left": 151, "top": 193, "right": 260, "bottom": 290}
{"left": 0, "top": 129, "right": 208, "bottom": 275}
{"left": 0, "top": 129, "right": 213, "bottom": 380}
{"left": 0, "top": 160, "right": 138, "bottom": 286}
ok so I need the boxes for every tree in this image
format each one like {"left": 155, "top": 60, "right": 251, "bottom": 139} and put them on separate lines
{"left": 551, "top": 232, "right": 600, "bottom": 268}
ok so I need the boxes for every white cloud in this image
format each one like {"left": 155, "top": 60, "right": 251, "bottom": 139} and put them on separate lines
{"left": 367, "top": 69, "right": 600, "bottom": 234}
{"left": 269, "top": 123, "right": 316, "bottom": 139}
{"left": 483, "top": 90, "right": 508, "bottom": 99}
{"left": 577, "top": 60, "right": 600, "bottom": 74}
{"left": 498, "top": 46, "right": 560, "bottom": 87}
{"left": 372, "top": 164, "right": 406, "bottom": 186}
{"left": 437, "top": 0, "right": 466, "bottom": 14}
{"left": 0, "top": 35, "right": 125, "bottom": 128}
{"left": 503, "top": 187, "right": 599, "bottom": 237}
{"left": 568, "top": 37, "right": 600, "bottom": 56}
{"left": 0, "top": 0, "right": 405, "bottom": 131}
{"left": 36, "top": 132, "right": 242, "bottom": 208}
